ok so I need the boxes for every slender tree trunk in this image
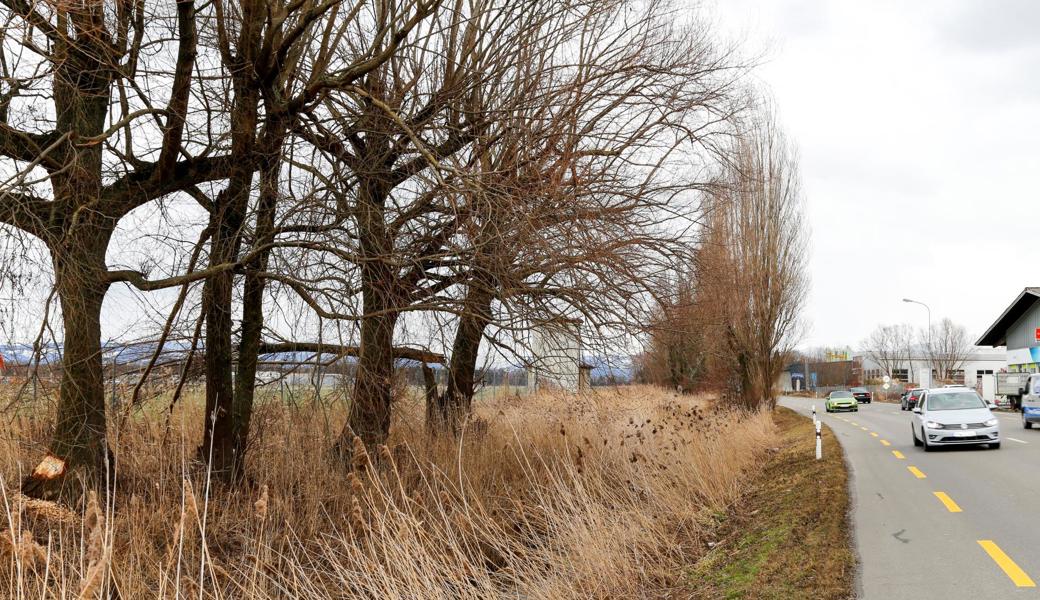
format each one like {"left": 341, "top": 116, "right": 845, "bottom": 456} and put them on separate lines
{"left": 432, "top": 285, "right": 494, "bottom": 433}
{"left": 229, "top": 157, "right": 281, "bottom": 480}
{"left": 199, "top": 74, "right": 258, "bottom": 480}
{"left": 23, "top": 231, "right": 112, "bottom": 502}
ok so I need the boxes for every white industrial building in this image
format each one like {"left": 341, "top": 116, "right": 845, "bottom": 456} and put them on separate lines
{"left": 857, "top": 348, "right": 1006, "bottom": 390}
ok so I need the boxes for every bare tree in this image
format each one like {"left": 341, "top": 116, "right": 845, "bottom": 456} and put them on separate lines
{"left": 927, "top": 317, "right": 972, "bottom": 384}
{"left": 288, "top": 0, "right": 599, "bottom": 450}
{"left": 863, "top": 324, "right": 901, "bottom": 379}
{"left": 697, "top": 108, "right": 808, "bottom": 409}
{"left": 428, "top": 0, "right": 745, "bottom": 430}
{"left": 0, "top": 0, "right": 246, "bottom": 500}
{"left": 193, "top": 0, "right": 440, "bottom": 482}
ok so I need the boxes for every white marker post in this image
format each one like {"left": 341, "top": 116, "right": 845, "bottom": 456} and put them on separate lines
{"left": 812, "top": 404, "right": 817, "bottom": 425}
{"left": 815, "top": 420, "right": 822, "bottom": 460}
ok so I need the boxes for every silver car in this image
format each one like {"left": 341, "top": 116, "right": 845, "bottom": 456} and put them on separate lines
{"left": 911, "top": 388, "right": 1000, "bottom": 451}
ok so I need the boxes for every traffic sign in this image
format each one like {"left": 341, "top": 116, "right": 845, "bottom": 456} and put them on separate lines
{"left": 882, "top": 375, "right": 891, "bottom": 383}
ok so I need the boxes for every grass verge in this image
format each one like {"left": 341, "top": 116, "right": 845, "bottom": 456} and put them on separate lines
{"left": 686, "top": 407, "right": 854, "bottom": 599}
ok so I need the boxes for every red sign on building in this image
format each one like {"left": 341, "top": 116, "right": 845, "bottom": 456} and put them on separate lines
{"left": 1035, "top": 327, "right": 1040, "bottom": 343}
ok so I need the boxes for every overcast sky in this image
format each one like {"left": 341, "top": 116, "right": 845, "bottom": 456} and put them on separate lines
{"left": 711, "top": 0, "right": 1040, "bottom": 349}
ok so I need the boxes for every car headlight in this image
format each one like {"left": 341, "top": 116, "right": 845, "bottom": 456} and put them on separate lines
{"left": 984, "top": 418, "right": 998, "bottom": 427}
{"left": 925, "top": 421, "right": 942, "bottom": 429}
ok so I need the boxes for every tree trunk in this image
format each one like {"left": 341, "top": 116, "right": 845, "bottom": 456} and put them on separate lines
{"left": 339, "top": 301, "right": 399, "bottom": 451}
{"left": 199, "top": 74, "right": 258, "bottom": 481}
{"left": 227, "top": 157, "right": 281, "bottom": 481}
{"left": 336, "top": 176, "right": 400, "bottom": 452}
{"left": 199, "top": 182, "right": 251, "bottom": 479}
{"left": 422, "top": 363, "right": 439, "bottom": 427}
{"left": 23, "top": 232, "right": 112, "bottom": 502}
{"left": 432, "top": 285, "right": 493, "bottom": 433}
{"left": 199, "top": 218, "right": 238, "bottom": 478}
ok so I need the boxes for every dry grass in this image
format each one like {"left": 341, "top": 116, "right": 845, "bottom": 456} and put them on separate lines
{"left": 0, "top": 385, "right": 777, "bottom": 599}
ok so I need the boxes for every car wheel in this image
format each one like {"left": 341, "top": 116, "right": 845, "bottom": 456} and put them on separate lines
{"left": 853, "top": 407, "right": 858, "bottom": 412}
{"left": 1024, "top": 416, "right": 1032, "bottom": 430}
{"left": 912, "top": 425, "right": 922, "bottom": 446}
{"left": 922, "top": 429, "right": 934, "bottom": 452}
{"left": 990, "top": 442, "right": 1001, "bottom": 450}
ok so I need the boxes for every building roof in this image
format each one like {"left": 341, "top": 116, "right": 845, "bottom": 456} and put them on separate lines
{"left": 976, "top": 287, "right": 1040, "bottom": 347}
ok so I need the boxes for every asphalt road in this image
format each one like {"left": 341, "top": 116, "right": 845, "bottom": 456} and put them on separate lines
{"left": 780, "top": 395, "right": 1040, "bottom": 599}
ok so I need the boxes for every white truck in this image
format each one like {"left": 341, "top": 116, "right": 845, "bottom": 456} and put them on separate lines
{"left": 997, "top": 372, "right": 1031, "bottom": 411}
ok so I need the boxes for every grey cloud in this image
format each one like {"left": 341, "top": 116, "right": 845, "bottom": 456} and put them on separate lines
{"left": 936, "top": 0, "right": 1040, "bottom": 53}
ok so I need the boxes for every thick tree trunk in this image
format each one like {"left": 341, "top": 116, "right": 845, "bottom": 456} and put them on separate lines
{"left": 23, "top": 37, "right": 113, "bottom": 499}
{"left": 431, "top": 285, "right": 494, "bottom": 433}
{"left": 340, "top": 301, "right": 399, "bottom": 450}
{"left": 200, "top": 225, "right": 238, "bottom": 477}
{"left": 23, "top": 233, "right": 112, "bottom": 502}
{"left": 336, "top": 176, "right": 401, "bottom": 452}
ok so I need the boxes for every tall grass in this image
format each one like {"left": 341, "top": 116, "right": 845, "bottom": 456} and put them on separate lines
{"left": 0, "top": 385, "right": 776, "bottom": 598}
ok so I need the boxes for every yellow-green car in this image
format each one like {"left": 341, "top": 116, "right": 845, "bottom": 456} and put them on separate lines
{"left": 825, "top": 390, "right": 858, "bottom": 413}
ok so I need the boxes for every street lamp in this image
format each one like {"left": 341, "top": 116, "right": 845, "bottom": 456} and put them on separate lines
{"left": 903, "top": 298, "right": 932, "bottom": 383}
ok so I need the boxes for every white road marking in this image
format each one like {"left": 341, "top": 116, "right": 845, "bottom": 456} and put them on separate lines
{"left": 1007, "top": 437, "right": 1029, "bottom": 444}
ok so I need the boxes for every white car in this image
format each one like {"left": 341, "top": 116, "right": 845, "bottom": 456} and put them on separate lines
{"left": 911, "top": 388, "right": 1000, "bottom": 451}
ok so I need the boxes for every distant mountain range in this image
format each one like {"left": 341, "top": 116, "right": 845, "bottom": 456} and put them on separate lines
{"left": 0, "top": 342, "right": 635, "bottom": 382}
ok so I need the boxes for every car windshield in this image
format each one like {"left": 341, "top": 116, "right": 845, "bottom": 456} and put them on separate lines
{"left": 927, "top": 392, "right": 986, "bottom": 411}
{"left": 851, "top": 387, "right": 867, "bottom": 393}
{"left": 830, "top": 391, "right": 853, "bottom": 398}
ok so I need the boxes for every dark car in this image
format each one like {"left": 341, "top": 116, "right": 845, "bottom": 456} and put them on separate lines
{"left": 851, "top": 386, "right": 872, "bottom": 403}
{"left": 901, "top": 388, "right": 925, "bottom": 411}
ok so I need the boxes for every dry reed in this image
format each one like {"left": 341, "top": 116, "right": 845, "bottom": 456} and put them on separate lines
{"left": 0, "top": 385, "right": 776, "bottom": 598}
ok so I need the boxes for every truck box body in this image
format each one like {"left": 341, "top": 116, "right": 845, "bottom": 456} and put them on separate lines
{"left": 997, "top": 373, "right": 1030, "bottom": 396}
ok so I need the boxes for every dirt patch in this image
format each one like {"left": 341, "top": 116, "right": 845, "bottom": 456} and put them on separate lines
{"left": 685, "top": 407, "right": 854, "bottom": 599}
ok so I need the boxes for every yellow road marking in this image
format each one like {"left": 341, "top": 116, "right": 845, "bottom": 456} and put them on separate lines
{"left": 978, "top": 540, "right": 1036, "bottom": 587}
{"left": 870, "top": 432, "right": 879, "bottom": 437}
{"left": 907, "top": 466, "right": 926, "bottom": 479}
{"left": 892, "top": 450, "right": 905, "bottom": 459}
{"left": 860, "top": 426, "right": 868, "bottom": 431}
{"left": 851, "top": 422, "right": 858, "bottom": 426}
{"left": 933, "top": 492, "right": 962, "bottom": 513}
{"left": 880, "top": 440, "right": 891, "bottom": 446}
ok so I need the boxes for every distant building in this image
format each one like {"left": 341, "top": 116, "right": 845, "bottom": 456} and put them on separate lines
{"left": 787, "top": 358, "right": 861, "bottom": 391}
{"left": 526, "top": 318, "right": 584, "bottom": 393}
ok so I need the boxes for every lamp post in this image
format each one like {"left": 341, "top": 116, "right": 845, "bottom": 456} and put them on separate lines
{"left": 903, "top": 298, "right": 932, "bottom": 384}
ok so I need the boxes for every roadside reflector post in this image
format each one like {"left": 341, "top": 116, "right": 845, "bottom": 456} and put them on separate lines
{"left": 812, "top": 405, "right": 817, "bottom": 424}
{"left": 815, "top": 420, "right": 822, "bottom": 460}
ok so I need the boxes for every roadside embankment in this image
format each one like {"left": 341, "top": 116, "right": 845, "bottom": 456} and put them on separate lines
{"left": 687, "top": 407, "right": 855, "bottom": 599}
